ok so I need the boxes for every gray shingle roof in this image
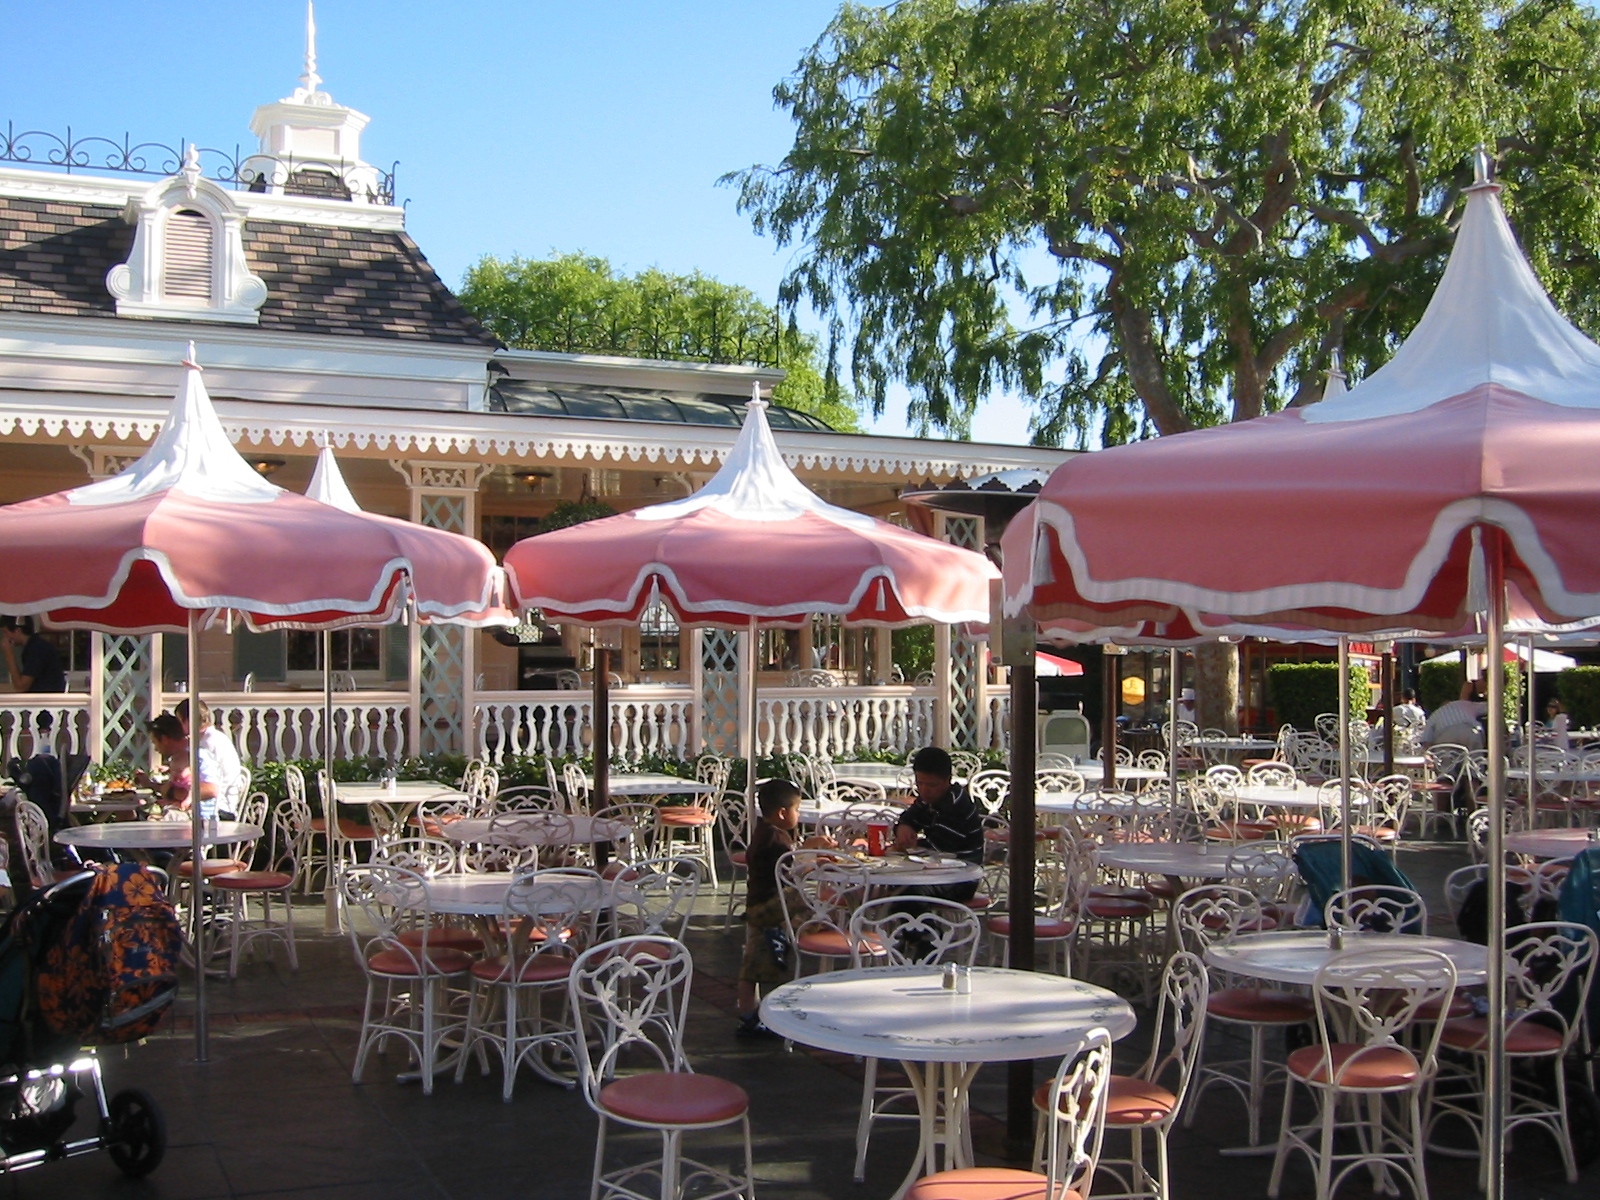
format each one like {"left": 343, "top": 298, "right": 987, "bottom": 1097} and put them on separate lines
{"left": 0, "top": 195, "right": 496, "bottom": 346}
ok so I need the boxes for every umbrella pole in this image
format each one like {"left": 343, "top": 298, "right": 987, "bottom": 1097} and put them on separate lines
{"left": 593, "top": 646, "right": 610, "bottom": 813}
{"left": 1381, "top": 648, "right": 1395, "bottom": 776}
{"left": 323, "top": 634, "right": 338, "bottom": 935}
{"left": 1101, "top": 650, "right": 1118, "bottom": 790}
{"left": 1168, "top": 648, "right": 1179, "bottom": 817}
{"left": 1484, "top": 538, "right": 1509, "bottom": 1200}
{"left": 1526, "top": 634, "right": 1536, "bottom": 752}
{"left": 1337, "top": 636, "right": 1352, "bottom": 893}
{"left": 187, "top": 610, "right": 207, "bottom": 1063}
{"left": 743, "top": 618, "right": 757, "bottom": 822}
{"left": 1004, "top": 630, "right": 1037, "bottom": 1152}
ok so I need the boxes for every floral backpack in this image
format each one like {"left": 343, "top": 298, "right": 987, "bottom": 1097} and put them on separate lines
{"left": 34, "top": 863, "right": 182, "bottom": 1043}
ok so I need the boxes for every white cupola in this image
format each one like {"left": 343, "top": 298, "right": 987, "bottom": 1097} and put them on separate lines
{"left": 244, "top": 2, "right": 383, "bottom": 204}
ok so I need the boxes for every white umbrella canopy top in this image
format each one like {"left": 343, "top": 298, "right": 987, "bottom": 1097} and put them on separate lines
{"left": 1007, "top": 170, "right": 1600, "bottom": 636}
{"left": 504, "top": 392, "right": 998, "bottom": 628}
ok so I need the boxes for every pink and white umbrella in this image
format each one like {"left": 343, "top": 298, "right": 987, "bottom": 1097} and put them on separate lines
{"left": 0, "top": 351, "right": 503, "bottom": 1061}
{"left": 503, "top": 392, "right": 998, "bottom": 806}
{"left": 505, "top": 393, "right": 996, "bottom": 629}
{"left": 1007, "top": 162, "right": 1600, "bottom": 1198}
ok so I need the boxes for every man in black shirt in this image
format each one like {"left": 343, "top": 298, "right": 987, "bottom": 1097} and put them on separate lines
{"left": 1, "top": 618, "right": 66, "bottom": 693}
{"left": 895, "top": 745, "right": 985, "bottom": 902}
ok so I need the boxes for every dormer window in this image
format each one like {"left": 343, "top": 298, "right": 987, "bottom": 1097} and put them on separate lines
{"left": 162, "top": 210, "right": 215, "bottom": 299}
{"left": 106, "top": 154, "right": 267, "bottom": 324}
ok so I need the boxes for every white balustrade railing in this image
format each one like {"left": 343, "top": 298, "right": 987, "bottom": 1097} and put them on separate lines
{"left": 473, "top": 687, "right": 695, "bottom": 764}
{"left": 5, "top": 683, "right": 1010, "bottom": 772}
{"left": 0, "top": 696, "right": 91, "bottom": 764}
{"left": 757, "top": 686, "right": 935, "bottom": 759}
{"left": 176, "top": 692, "right": 410, "bottom": 767}
{"left": 983, "top": 686, "right": 1010, "bottom": 752}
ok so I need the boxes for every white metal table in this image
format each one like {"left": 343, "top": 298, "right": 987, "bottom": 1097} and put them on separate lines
{"left": 1071, "top": 762, "right": 1167, "bottom": 786}
{"left": 830, "top": 762, "right": 912, "bottom": 789}
{"left": 54, "top": 820, "right": 264, "bottom": 849}
{"left": 761, "top": 966, "right": 1135, "bottom": 1199}
{"left": 582, "top": 773, "right": 717, "bottom": 798}
{"left": 1096, "top": 841, "right": 1281, "bottom": 881}
{"left": 824, "top": 853, "right": 984, "bottom": 889}
{"left": 1205, "top": 930, "right": 1489, "bottom": 987}
{"left": 435, "top": 815, "right": 630, "bottom": 849}
{"left": 412, "top": 870, "right": 607, "bottom": 917}
{"left": 1505, "top": 828, "right": 1599, "bottom": 859}
{"left": 1037, "top": 793, "right": 1143, "bottom": 818}
{"left": 338, "top": 781, "right": 471, "bottom": 805}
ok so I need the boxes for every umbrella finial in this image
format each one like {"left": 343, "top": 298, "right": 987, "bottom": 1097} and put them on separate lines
{"left": 748, "top": 380, "right": 768, "bottom": 411}
{"left": 182, "top": 341, "right": 202, "bottom": 372}
{"left": 1467, "top": 144, "right": 1500, "bottom": 193}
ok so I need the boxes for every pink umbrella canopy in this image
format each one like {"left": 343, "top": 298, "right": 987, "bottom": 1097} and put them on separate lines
{"left": 1006, "top": 169, "right": 1600, "bottom": 636}
{"left": 0, "top": 355, "right": 505, "bottom": 633}
{"left": 505, "top": 394, "right": 998, "bottom": 627}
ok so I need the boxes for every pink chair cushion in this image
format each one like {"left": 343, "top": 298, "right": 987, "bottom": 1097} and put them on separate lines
{"left": 209, "top": 870, "right": 293, "bottom": 890}
{"left": 905, "top": 1167, "right": 1080, "bottom": 1200}
{"left": 1208, "top": 988, "right": 1314, "bottom": 1024}
{"left": 199, "top": 859, "right": 249, "bottom": 877}
{"left": 988, "top": 915, "right": 1075, "bottom": 939}
{"left": 1084, "top": 896, "right": 1153, "bottom": 919}
{"left": 797, "top": 930, "right": 886, "bottom": 958}
{"left": 368, "top": 947, "right": 474, "bottom": 977}
{"left": 658, "top": 806, "right": 715, "bottom": 827}
{"left": 1440, "top": 1016, "right": 1565, "bottom": 1055}
{"left": 1032, "top": 1074, "right": 1176, "bottom": 1126}
{"left": 599, "top": 1072, "right": 748, "bottom": 1125}
{"left": 1286, "top": 1043, "right": 1419, "bottom": 1088}
{"left": 398, "top": 927, "right": 484, "bottom": 954}
{"left": 470, "top": 954, "right": 574, "bottom": 984}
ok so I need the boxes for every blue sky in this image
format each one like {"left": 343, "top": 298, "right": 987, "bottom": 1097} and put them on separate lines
{"left": 0, "top": 1, "right": 1037, "bottom": 444}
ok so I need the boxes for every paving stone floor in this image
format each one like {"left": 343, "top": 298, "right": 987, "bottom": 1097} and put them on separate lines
{"left": 15, "top": 841, "right": 1599, "bottom": 1200}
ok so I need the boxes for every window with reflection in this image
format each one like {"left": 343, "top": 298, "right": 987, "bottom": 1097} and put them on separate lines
{"left": 638, "top": 601, "right": 681, "bottom": 672}
{"left": 286, "top": 628, "right": 382, "bottom": 674}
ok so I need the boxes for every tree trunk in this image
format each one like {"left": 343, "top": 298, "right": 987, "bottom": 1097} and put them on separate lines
{"left": 1193, "top": 643, "right": 1239, "bottom": 733}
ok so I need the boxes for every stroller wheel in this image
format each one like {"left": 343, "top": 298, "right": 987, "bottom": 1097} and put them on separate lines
{"left": 107, "top": 1089, "right": 166, "bottom": 1178}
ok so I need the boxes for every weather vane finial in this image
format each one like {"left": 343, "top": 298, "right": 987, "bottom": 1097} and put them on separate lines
{"left": 300, "top": 1, "right": 322, "bottom": 97}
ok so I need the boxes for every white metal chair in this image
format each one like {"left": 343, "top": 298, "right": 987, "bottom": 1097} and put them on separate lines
{"left": 1267, "top": 946, "right": 1456, "bottom": 1200}
{"left": 776, "top": 849, "right": 877, "bottom": 974}
{"left": 1175, "top": 884, "right": 1312, "bottom": 1149}
{"left": 1324, "top": 884, "right": 1427, "bottom": 935}
{"left": 846, "top": 896, "right": 983, "bottom": 1181}
{"left": 1428, "top": 921, "right": 1599, "bottom": 1185}
{"left": 609, "top": 856, "right": 704, "bottom": 944}
{"left": 456, "top": 867, "right": 599, "bottom": 1101}
{"left": 342, "top": 864, "right": 473, "bottom": 1096}
{"left": 207, "top": 797, "right": 301, "bottom": 977}
{"left": 1042, "top": 952, "right": 1208, "bottom": 1200}
{"left": 568, "top": 936, "right": 754, "bottom": 1200}
{"left": 906, "top": 1026, "right": 1111, "bottom": 1200}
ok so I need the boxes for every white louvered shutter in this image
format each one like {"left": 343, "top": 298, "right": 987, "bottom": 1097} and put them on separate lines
{"left": 163, "top": 210, "right": 214, "bottom": 299}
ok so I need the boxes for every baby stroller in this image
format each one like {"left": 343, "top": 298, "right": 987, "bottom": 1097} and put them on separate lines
{"left": 0, "top": 866, "right": 173, "bottom": 1178}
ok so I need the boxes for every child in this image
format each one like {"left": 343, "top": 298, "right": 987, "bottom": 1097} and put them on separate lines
{"left": 735, "top": 778, "right": 802, "bottom": 1038}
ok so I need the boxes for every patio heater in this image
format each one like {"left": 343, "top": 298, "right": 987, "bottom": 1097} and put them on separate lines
{"left": 901, "top": 469, "right": 1050, "bottom": 1156}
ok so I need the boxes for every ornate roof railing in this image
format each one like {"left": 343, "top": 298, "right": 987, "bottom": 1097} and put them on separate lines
{"left": 0, "top": 122, "right": 396, "bottom": 205}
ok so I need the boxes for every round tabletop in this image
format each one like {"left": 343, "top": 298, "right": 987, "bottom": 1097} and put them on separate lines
{"left": 761, "top": 966, "right": 1135, "bottom": 1062}
{"left": 1072, "top": 763, "right": 1166, "bottom": 784}
{"left": 1508, "top": 767, "right": 1600, "bottom": 784}
{"left": 1188, "top": 737, "right": 1279, "bottom": 752}
{"left": 585, "top": 774, "right": 717, "bottom": 798}
{"left": 336, "top": 782, "right": 469, "bottom": 805}
{"left": 69, "top": 799, "right": 146, "bottom": 815}
{"left": 415, "top": 871, "right": 606, "bottom": 916}
{"left": 436, "top": 815, "right": 629, "bottom": 847}
{"left": 1037, "top": 794, "right": 1142, "bottom": 817}
{"left": 836, "top": 854, "right": 984, "bottom": 888}
{"left": 55, "top": 820, "right": 264, "bottom": 849}
{"left": 1505, "top": 828, "right": 1600, "bottom": 859}
{"left": 1205, "top": 930, "right": 1489, "bottom": 987}
{"left": 1230, "top": 784, "right": 1334, "bottom": 811}
{"left": 1096, "top": 841, "right": 1278, "bottom": 878}
{"left": 830, "top": 763, "right": 911, "bottom": 788}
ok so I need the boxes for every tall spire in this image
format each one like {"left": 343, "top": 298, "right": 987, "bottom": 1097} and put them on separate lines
{"left": 300, "top": 1, "right": 323, "bottom": 98}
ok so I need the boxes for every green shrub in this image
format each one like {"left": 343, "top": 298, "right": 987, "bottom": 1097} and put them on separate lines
{"left": 1266, "top": 662, "right": 1371, "bottom": 731}
{"left": 1418, "top": 655, "right": 1524, "bottom": 724}
{"left": 1559, "top": 666, "right": 1600, "bottom": 728}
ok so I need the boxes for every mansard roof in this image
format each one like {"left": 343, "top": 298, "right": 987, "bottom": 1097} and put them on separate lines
{"left": 0, "top": 193, "right": 496, "bottom": 346}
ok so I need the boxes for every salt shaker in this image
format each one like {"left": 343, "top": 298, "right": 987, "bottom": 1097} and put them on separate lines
{"left": 956, "top": 966, "right": 972, "bottom": 995}
{"left": 941, "top": 962, "right": 958, "bottom": 990}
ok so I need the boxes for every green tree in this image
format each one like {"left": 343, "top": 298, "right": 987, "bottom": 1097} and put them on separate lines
{"left": 459, "top": 252, "right": 862, "bottom": 431}
{"left": 730, "top": 0, "right": 1600, "bottom": 444}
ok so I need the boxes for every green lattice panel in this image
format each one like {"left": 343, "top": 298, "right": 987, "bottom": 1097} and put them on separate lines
{"left": 101, "top": 634, "right": 152, "bottom": 765}
{"left": 701, "top": 629, "right": 741, "bottom": 755}
{"left": 420, "top": 624, "right": 465, "bottom": 756}
{"left": 420, "top": 493, "right": 467, "bottom": 534}
{"left": 944, "top": 517, "right": 982, "bottom": 750}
